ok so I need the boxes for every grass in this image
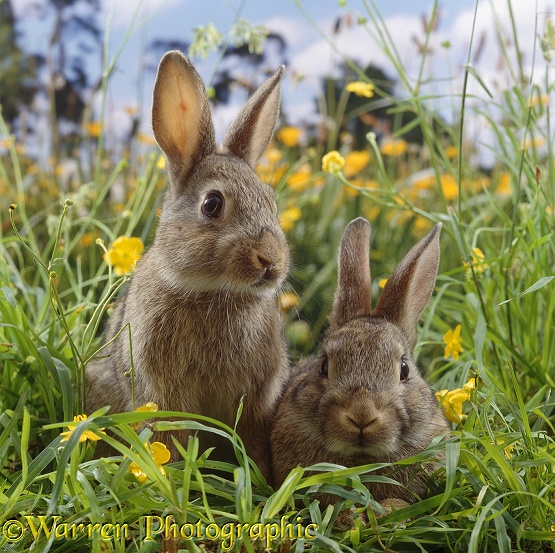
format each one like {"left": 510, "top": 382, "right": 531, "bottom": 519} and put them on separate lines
{"left": 1, "top": 0, "right": 555, "bottom": 551}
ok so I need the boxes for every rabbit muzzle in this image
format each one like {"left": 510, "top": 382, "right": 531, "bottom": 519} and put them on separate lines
{"left": 236, "top": 229, "right": 289, "bottom": 290}
{"left": 324, "top": 388, "right": 402, "bottom": 459}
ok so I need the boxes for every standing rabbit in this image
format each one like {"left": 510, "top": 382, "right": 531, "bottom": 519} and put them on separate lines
{"left": 271, "top": 218, "right": 448, "bottom": 504}
{"left": 86, "top": 51, "right": 289, "bottom": 479}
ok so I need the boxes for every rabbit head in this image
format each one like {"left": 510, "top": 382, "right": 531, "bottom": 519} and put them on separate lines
{"left": 151, "top": 50, "right": 288, "bottom": 297}
{"left": 317, "top": 217, "right": 446, "bottom": 461}
{"left": 271, "top": 218, "right": 448, "bottom": 493}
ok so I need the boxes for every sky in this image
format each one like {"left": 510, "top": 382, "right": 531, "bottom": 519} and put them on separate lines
{"left": 9, "top": 0, "right": 554, "bottom": 161}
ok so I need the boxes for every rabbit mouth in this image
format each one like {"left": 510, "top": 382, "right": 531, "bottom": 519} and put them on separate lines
{"left": 343, "top": 440, "right": 398, "bottom": 459}
{"left": 252, "top": 266, "right": 283, "bottom": 288}
{"left": 226, "top": 245, "right": 287, "bottom": 291}
{"left": 325, "top": 431, "right": 396, "bottom": 458}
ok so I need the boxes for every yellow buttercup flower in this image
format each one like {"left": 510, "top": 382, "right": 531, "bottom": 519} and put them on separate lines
{"left": 440, "top": 173, "right": 458, "bottom": 201}
{"left": 435, "top": 378, "right": 475, "bottom": 424}
{"left": 520, "top": 136, "right": 546, "bottom": 150}
{"left": 412, "top": 218, "right": 431, "bottom": 234}
{"left": 495, "top": 439, "right": 515, "bottom": 459}
{"left": 156, "top": 156, "right": 166, "bottom": 170}
{"left": 343, "top": 150, "right": 370, "bottom": 177}
{"left": 470, "top": 176, "right": 491, "bottom": 192}
{"left": 85, "top": 121, "right": 101, "bottom": 138}
{"left": 136, "top": 402, "right": 158, "bottom": 413}
{"left": 463, "top": 378, "right": 476, "bottom": 392}
{"left": 322, "top": 151, "right": 345, "bottom": 174}
{"left": 443, "top": 324, "right": 463, "bottom": 360}
{"left": 131, "top": 402, "right": 159, "bottom": 430}
{"left": 279, "top": 291, "right": 300, "bottom": 312}
{"left": 276, "top": 126, "right": 302, "bottom": 147}
{"left": 445, "top": 145, "right": 458, "bottom": 159}
{"left": 80, "top": 231, "right": 99, "bottom": 248}
{"left": 378, "top": 278, "right": 387, "bottom": 289}
{"left": 412, "top": 174, "right": 436, "bottom": 191}
{"left": 264, "top": 146, "right": 284, "bottom": 164}
{"left": 279, "top": 207, "right": 302, "bottom": 232}
{"left": 60, "top": 414, "right": 106, "bottom": 443}
{"left": 0, "top": 136, "right": 15, "bottom": 149}
{"left": 346, "top": 81, "right": 375, "bottom": 98}
{"left": 129, "top": 442, "right": 171, "bottom": 483}
{"left": 496, "top": 172, "right": 511, "bottom": 195}
{"left": 104, "top": 236, "right": 144, "bottom": 276}
{"left": 287, "top": 164, "right": 312, "bottom": 192}
{"left": 436, "top": 388, "right": 468, "bottom": 424}
{"left": 380, "top": 139, "right": 407, "bottom": 157}
{"left": 528, "top": 94, "right": 549, "bottom": 108}
{"left": 463, "top": 248, "right": 487, "bottom": 276}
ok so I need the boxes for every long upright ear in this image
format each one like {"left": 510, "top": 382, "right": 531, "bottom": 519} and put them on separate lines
{"left": 373, "top": 223, "right": 442, "bottom": 344}
{"left": 222, "top": 66, "right": 284, "bottom": 168}
{"left": 152, "top": 50, "right": 216, "bottom": 189}
{"left": 329, "top": 218, "right": 372, "bottom": 327}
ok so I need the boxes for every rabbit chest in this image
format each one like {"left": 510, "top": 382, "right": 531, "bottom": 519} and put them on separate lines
{"left": 125, "top": 282, "right": 288, "bottom": 423}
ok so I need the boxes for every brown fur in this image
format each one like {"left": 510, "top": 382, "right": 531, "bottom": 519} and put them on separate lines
{"left": 86, "top": 51, "right": 289, "bottom": 480}
{"left": 271, "top": 218, "right": 448, "bottom": 504}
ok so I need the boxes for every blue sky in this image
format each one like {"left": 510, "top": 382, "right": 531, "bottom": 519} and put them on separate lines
{"left": 11, "top": 0, "right": 551, "bottom": 161}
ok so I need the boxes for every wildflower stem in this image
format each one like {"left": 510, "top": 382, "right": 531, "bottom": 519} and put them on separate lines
{"left": 94, "top": 2, "right": 142, "bottom": 189}
{"left": 9, "top": 207, "right": 49, "bottom": 273}
{"left": 128, "top": 323, "right": 136, "bottom": 411}
{"left": 502, "top": 1, "right": 540, "bottom": 367}
{"left": 48, "top": 200, "right": 72, "bottom": 273}
{"left": 0, "top": 115, "right": 41, "bottom": 260}
{"left": 366, "top": 132, "right": 391, "bottom": 188}
{"left": 206, "top": 0, "right": 247, "bottom": 86}
{"left": 81, "top": 275, "right": 129, "bottom": 358}
{"left": 49, "top": 274, "right": 86, "bottom": 412}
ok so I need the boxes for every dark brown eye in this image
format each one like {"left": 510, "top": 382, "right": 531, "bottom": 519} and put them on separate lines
{"left": 201, "top": 191, "right": 224, "bottom": 219}
{"left": 320, "top": 355, "right": 329, "bottom": 377}
{"left": 400, "top": 356, "right": 410, "bottom": 381}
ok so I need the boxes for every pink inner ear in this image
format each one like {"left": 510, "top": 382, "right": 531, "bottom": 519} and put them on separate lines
{"left": 152, "top": 51, "right": 216, "bottom": 181}
{"left": 172, "top": 76, "right": 192, "bottom": 155}
{"left": 154, "top": 59, "right": 205, "bottom": 160}
{"left": 177, "top": 76, "right": 188, "bottom": 114}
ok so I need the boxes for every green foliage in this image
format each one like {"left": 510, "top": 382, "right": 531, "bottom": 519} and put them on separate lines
{"left": 1, "top": 0, "right": 555, "bottom": 551}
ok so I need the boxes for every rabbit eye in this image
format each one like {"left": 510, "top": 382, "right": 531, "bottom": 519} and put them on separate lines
{"left": 202, "top": 191, "right": 224, "bottom": 219}
{"left": 400, "top": 356, "right": 410, "bottom": 381}
{"left": 320, "top": 355, "right": 329, "bottom": 378}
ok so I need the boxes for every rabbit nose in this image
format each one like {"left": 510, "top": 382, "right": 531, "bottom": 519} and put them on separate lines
{"left": 347, "top": 414, "right": 378, "bottom": 431}
{"left": 257, "top": 253, "right": 274, "bottom": 269}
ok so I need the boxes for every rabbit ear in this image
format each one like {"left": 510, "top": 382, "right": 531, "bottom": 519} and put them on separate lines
{"left": 330, "top": 218, "right": 372, "bottom": 327}
{"left": 373, "top": 223, "right": 442, "bottom": 344}
{"left": 222, "top": 66, "right": 284, "bottom": 169}
{"left": 152, "top": 50, "right": 216, "bottom": 190}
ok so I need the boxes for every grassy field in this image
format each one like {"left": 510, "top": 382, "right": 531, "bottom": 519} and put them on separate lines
{"left": 1, "top": 1, "right": 555, "bottom": 552}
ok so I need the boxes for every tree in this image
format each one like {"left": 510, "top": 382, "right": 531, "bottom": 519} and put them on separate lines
{"left": 0, "top": 0, "right": 38, "bottom": 128}
{"left": 1, "top": 0, "right": 104, "bottom": 160}
{"left": 323, "top": 61, "right": 448, "bottom": 150}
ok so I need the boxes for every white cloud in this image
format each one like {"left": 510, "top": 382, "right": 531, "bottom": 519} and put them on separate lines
{"left": 10, "top": 0, "right": 42, "bottom": 20}
{"left": 280, "top": 1, "right": 554, "bottom": 167}
{"left": 263, "top": 16, "right": 313, "bottom": 48}
{"left": 289, "top": 2, "right": 552, "bottom": 101}
{"left": 100, "top": 0, "right": 185, "bottom": 30}
{"left": 289, "top": 13, "right": 442, "bottom": 83}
